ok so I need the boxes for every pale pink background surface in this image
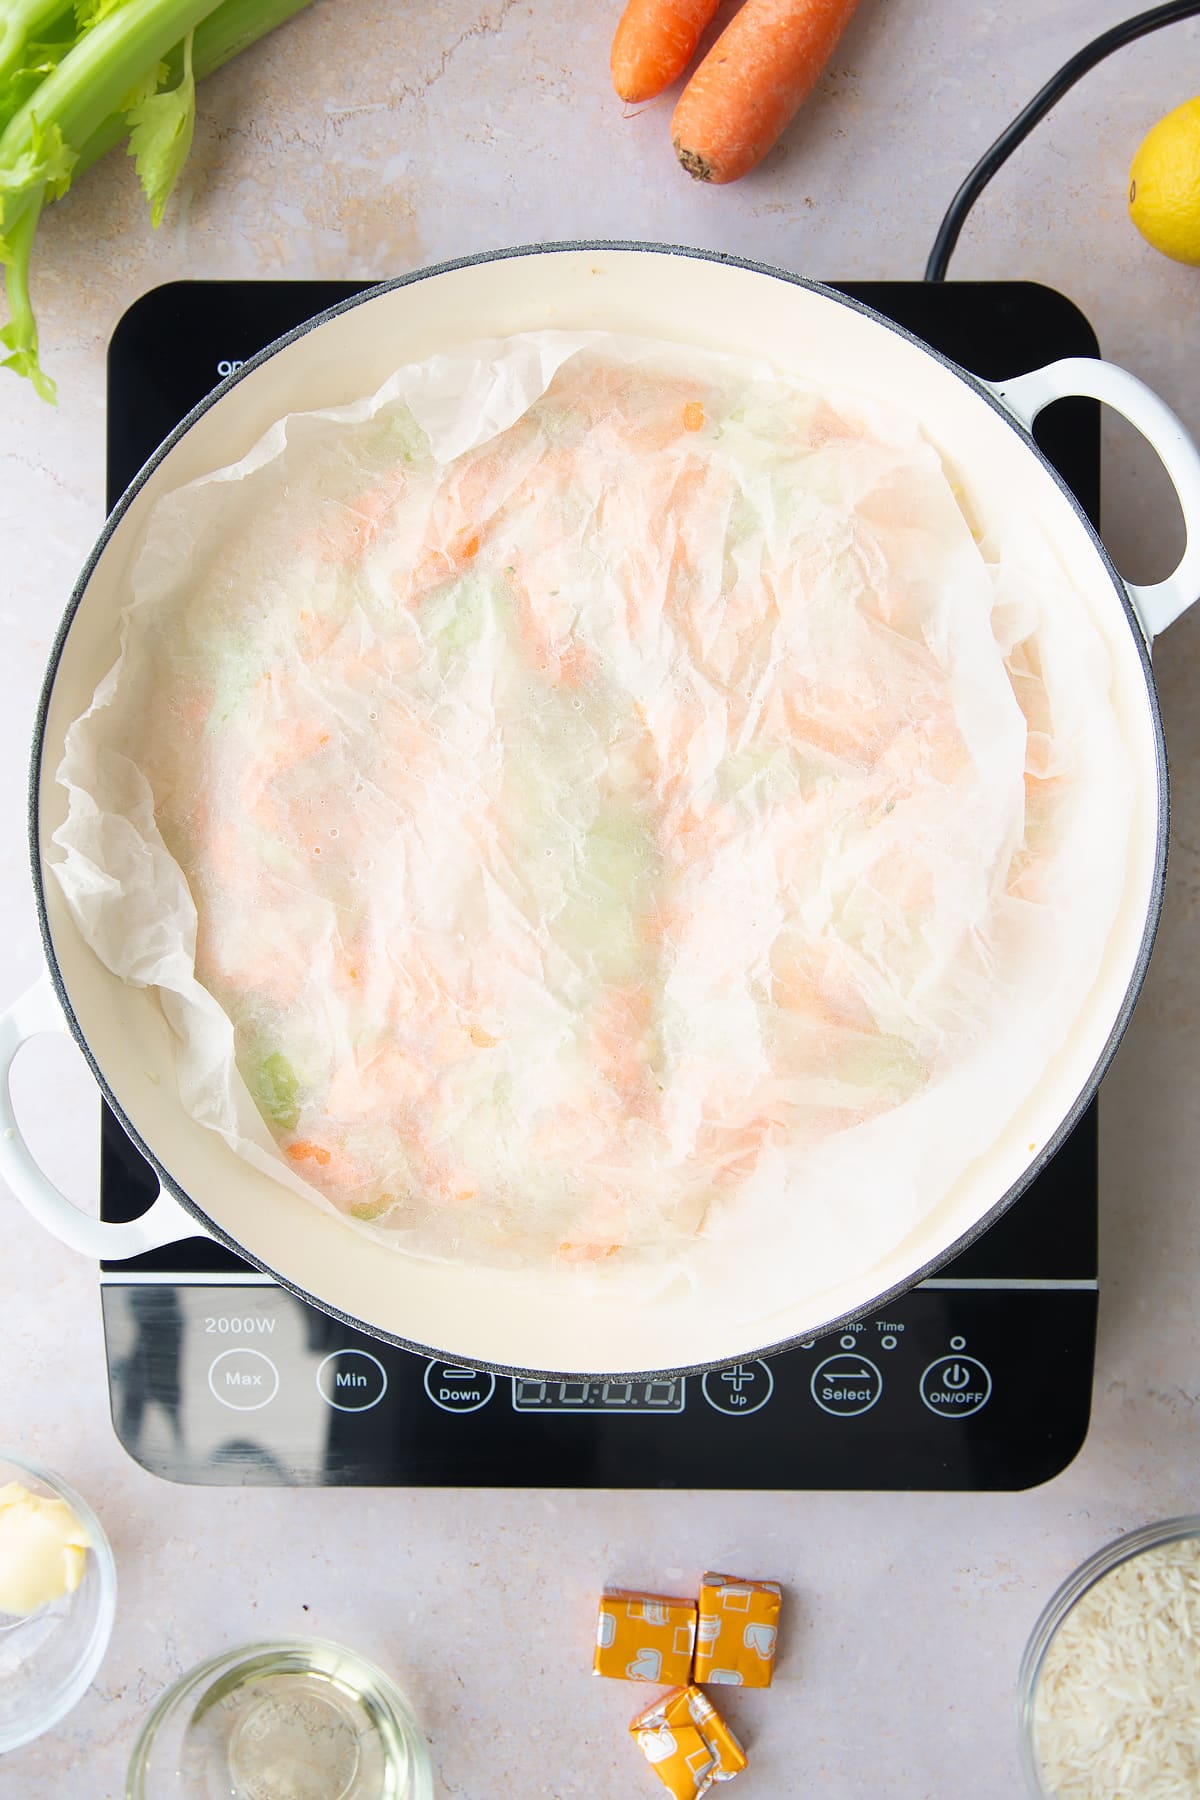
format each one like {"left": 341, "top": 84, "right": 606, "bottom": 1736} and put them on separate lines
{"left": 1, "top": 3, "right": 1199, "bottom": 1795}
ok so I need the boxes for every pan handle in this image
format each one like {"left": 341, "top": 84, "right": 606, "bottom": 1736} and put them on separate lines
{"left": 0, "top": 974, "right": 200, "bottom": 1259}
{"left": 989, "top": 357, "right": 1200, "bottom": 643}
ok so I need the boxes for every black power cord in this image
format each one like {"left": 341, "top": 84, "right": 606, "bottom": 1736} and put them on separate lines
{"left": 925, "top": 0, "right": 1200, "bottom": 282}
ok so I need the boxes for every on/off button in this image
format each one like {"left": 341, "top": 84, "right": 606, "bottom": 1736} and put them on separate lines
{"left": 920, "top": 1355, "right": 992, "bottom": 1418}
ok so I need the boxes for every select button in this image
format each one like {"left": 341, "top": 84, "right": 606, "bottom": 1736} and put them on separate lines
{"left": 810, "top": 1353, "right": 882, "bottom": 1417}
{"left": 317, "top": 1349, "right": 388, "bottom": 1413}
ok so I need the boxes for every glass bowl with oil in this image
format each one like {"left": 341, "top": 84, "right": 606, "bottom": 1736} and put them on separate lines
{"left": 126, "top": 1636, "right": 432, "bottom": 1800}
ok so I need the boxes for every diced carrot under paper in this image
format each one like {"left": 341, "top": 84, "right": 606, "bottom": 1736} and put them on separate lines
{"left": 50, "top": 333, "right": 1135, "bottom": 1323}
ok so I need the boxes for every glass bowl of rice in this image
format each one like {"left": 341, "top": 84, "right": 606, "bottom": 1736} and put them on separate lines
{"left": 1018, "top": 1516, "right": 1200, "bottom": 1798}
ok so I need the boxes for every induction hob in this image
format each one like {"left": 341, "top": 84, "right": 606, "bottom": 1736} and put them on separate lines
{"left": 100, "top": 277, "right": 1101, "bottom": 1489}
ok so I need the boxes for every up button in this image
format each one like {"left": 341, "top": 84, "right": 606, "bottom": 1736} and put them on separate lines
{"left": 701, "top": 1360, "right": 775, "bottom": 1416}
{"left": 920, "top": 1354, "right": 992, "bottom": 1418}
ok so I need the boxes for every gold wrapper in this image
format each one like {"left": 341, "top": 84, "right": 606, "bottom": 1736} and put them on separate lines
{"left": 694, "top": 1573, "right": 781, "bottom": 1689}
{"left": 594, "top": 1588, "right": 697, "bottom": 1684}
{"left": 630, "top": 1685, "right": 747, "bottom": 1794}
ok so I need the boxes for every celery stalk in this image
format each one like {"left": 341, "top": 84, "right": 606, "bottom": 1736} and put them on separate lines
{"left": 0, "top": 0, "right": 225, "bottom": 171}
{"left": 189, "top": 0, "right": 313, "bottom": 74}
{"left": 0, "top": 0, "right": 72, "bottom": 94}
{"left": 0, "top": 0, "right": 314, "bottom": 400}
{"left": 0, "top": 196, "right": 46, "bottom": 396}
{"left": 69, "top": 0, "right": 316, "bottom": 180}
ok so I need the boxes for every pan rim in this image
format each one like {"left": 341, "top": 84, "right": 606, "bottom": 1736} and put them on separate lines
{"left": 29, "top": 242, "right": 1167, "bottom": 1379}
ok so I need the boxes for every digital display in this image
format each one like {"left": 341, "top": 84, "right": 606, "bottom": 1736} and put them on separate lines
{"left": 511, "top": 1377, "right": 686, "bottom": 1413}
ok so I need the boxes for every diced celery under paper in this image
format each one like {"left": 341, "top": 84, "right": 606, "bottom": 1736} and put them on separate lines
{"left": 48, "top": 334, "right": 1132, "bottom": 1313}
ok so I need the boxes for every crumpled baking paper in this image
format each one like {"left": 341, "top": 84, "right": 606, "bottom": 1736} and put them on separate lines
{"left": 48, "top": 333, "right": 1133, "bottom": 1309}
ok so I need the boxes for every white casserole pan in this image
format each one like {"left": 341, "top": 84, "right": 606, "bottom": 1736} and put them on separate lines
{"left": 3, "top": 244, "right": 1199, "bottom": 1377}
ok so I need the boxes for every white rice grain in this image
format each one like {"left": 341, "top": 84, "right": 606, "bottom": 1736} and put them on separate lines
{"left": 1035, "top": 1539, "right": 1200, "bottom": 1799}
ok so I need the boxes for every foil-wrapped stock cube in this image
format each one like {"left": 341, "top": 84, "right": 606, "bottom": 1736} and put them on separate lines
{"left": 594, "top": 1587, "right": 697, "bottom": 1685}
{"left": 630, "top": 1685, "right": 748, "bottom": 1795}
{"left": 694, "top": 1573, "right": 781, "bottom": 1689}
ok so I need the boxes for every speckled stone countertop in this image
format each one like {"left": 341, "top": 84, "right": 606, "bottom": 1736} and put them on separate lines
{"left": 2, "top": 2, "right": 1200, "bottom": 1795}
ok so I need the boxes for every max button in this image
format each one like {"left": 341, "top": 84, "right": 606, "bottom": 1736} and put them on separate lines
{"left": 810, "top": 1353, "right": 882, "bottom": 1417}
{"left": 701, "top": 1360, "right": 775, "bottom": 1416}
{"left": 317, "top": 1350, "right": 388, "bottom": 1413}
{"left": 207, "top": 1348, "right": 279, "bottom": 1411}
{"left": 920, "top": 1355, "right": 992, "bottom": 1418}
{"left": 423, "top": 1362, "right": 496, "bottom": 1414}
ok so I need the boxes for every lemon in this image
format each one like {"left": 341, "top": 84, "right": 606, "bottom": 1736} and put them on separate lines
{"left": 1128, "top": 97, "right": 1200, "bottom": 265}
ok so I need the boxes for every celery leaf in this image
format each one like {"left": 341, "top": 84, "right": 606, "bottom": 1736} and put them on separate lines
{"left": 125, "top": 30, "right": 193, "bottom": 227}
{"left": 74, "top": 0, "right": 131, "bottom": 32}
{"left": 0, "top": 202, "right": 55, "bottom": 402}
{"left": 0, "top": 333, "right": 56, "bottom": 401}
{"left": 119, "top": 58, "right": 168, "bottom": 114}
{"left": 0, "top": 115, "right": 77, "bottom": 203}
{"left": 0, "top": 33, "right": 78, "bottom": 133}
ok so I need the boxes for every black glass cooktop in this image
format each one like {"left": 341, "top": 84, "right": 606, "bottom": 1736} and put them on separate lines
{"left": 101, "top": 276, "right": 1100, "bottom": 1489}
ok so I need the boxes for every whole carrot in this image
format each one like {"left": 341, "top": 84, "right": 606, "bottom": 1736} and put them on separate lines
{"left": 672, "top": 0, "right": 862, "bottom": 183}
{"left": 611, "top": 0, "right": 721, "bottom": 103}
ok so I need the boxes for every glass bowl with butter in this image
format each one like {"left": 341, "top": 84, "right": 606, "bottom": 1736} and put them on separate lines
{"left": 0, "top": 1449, "right": 117, "bottom": 1752}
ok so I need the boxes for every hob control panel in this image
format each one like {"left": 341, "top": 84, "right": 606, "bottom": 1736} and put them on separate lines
{"left": 102, "top": 1279, "right": 1095, "bottom": 1490}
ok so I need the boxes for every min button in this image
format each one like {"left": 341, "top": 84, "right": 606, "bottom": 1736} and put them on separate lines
{"left": 810, "top": 1353, "right": 882, "bottom": 1417}
{"left": 317, "top": 1350, "right": 388, "bottom": 1413}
